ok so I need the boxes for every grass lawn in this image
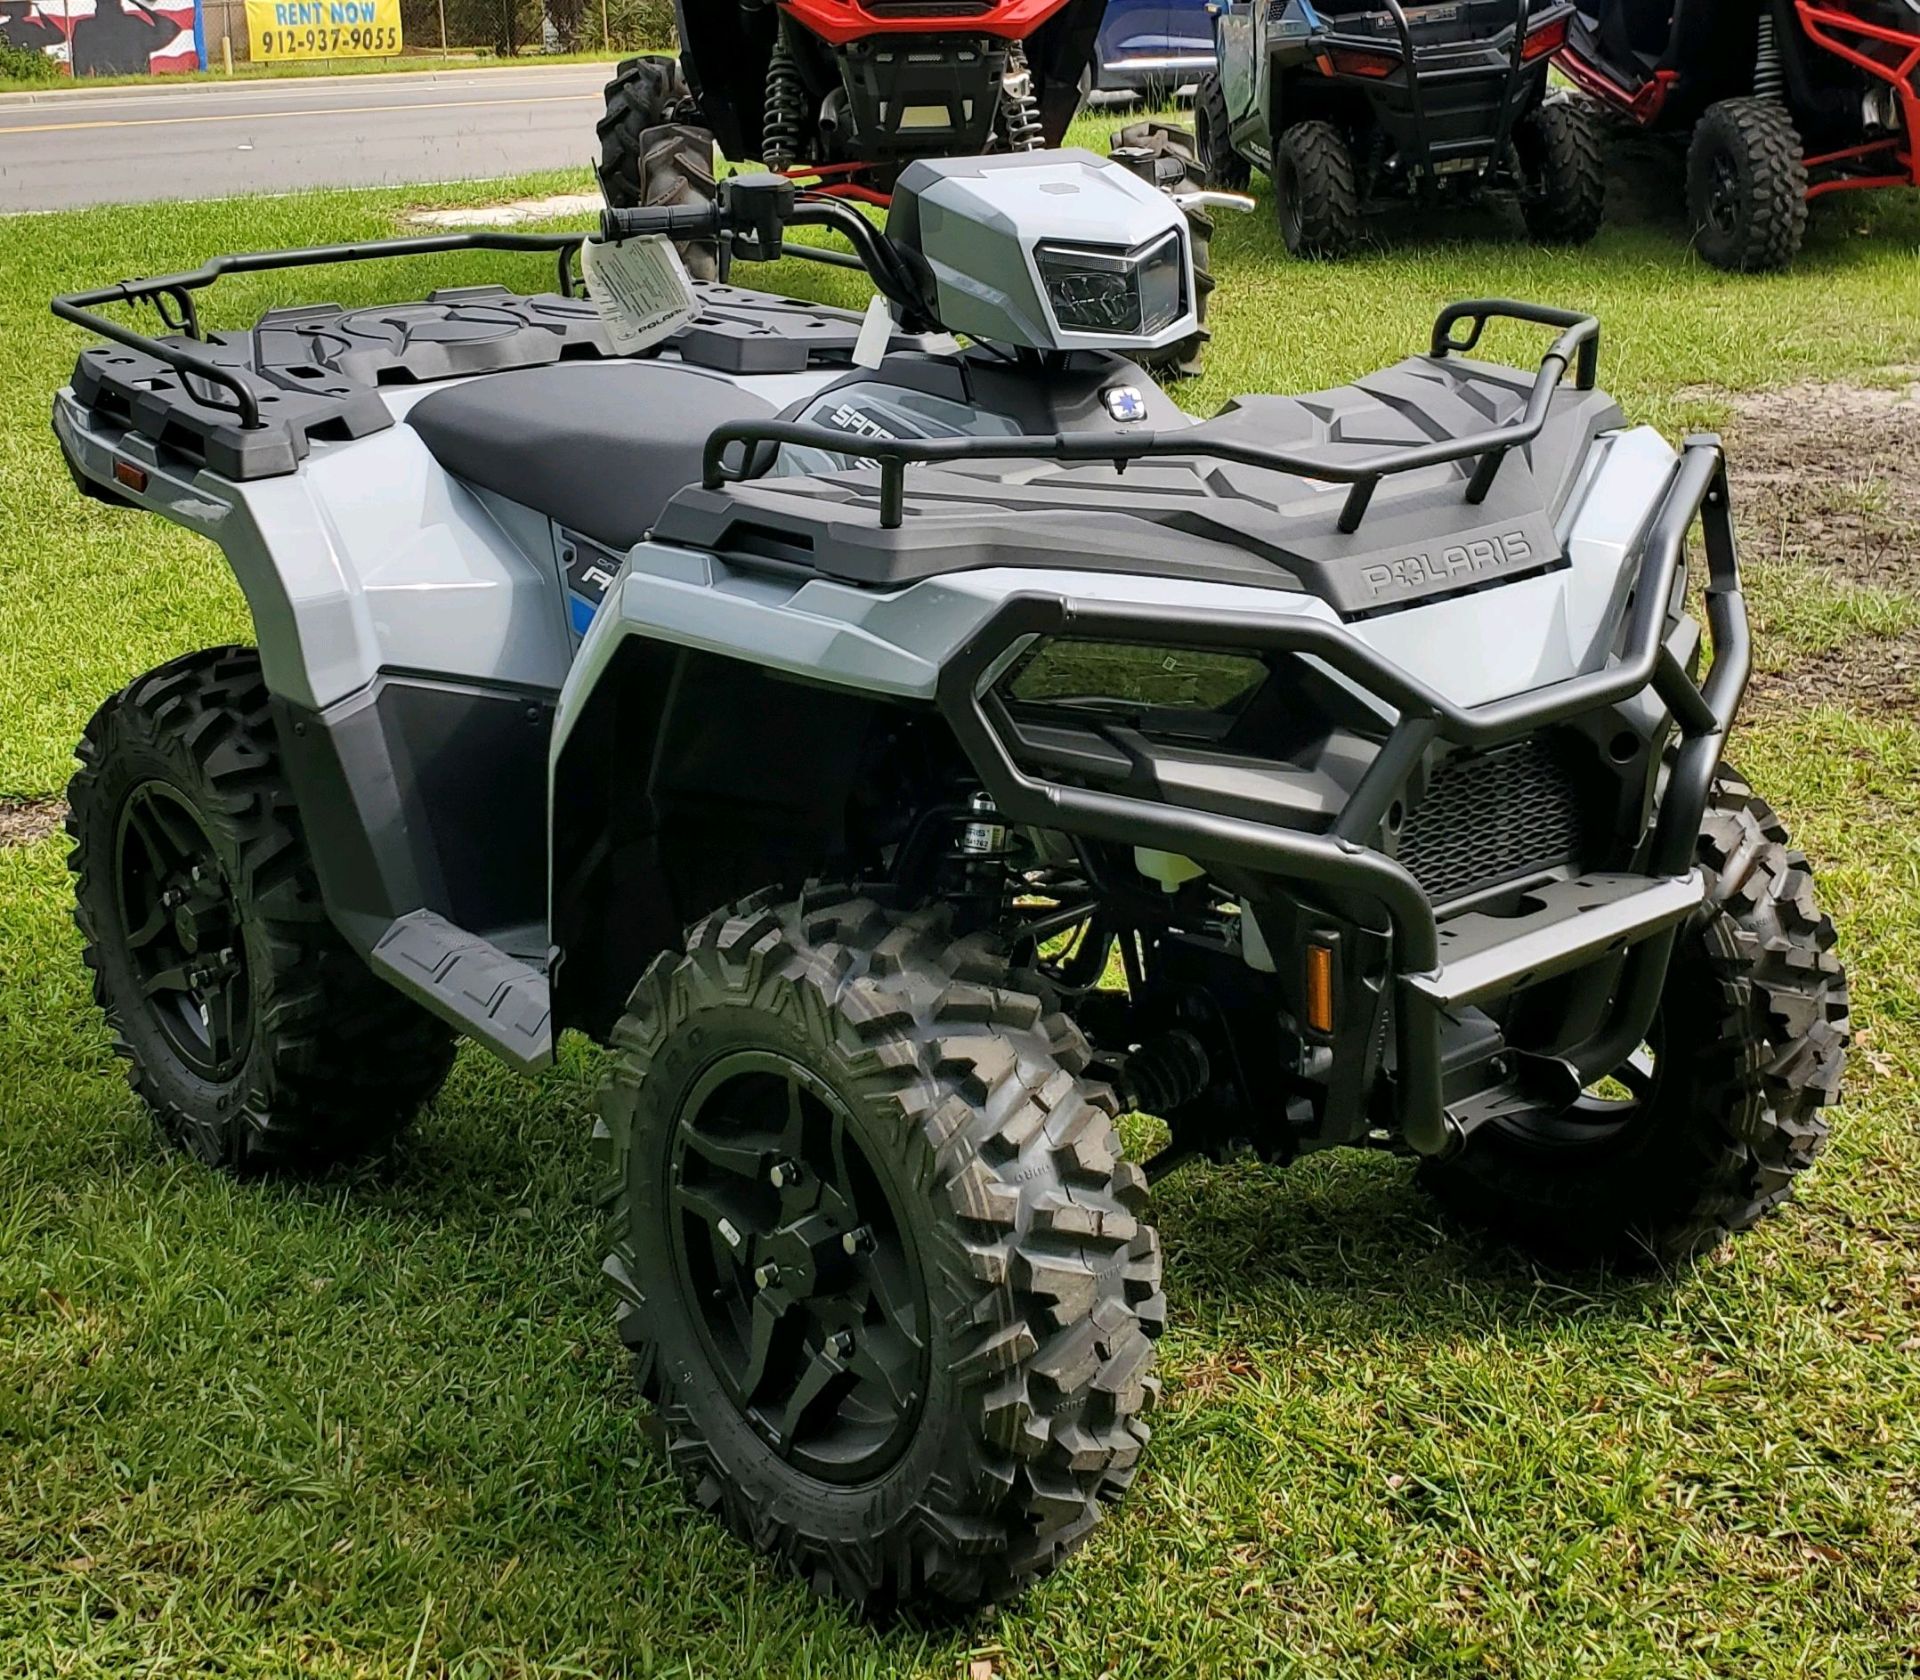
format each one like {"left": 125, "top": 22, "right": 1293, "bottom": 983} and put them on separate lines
{"left": 2, "top": 136, "right": 1919, "bottom": 1676}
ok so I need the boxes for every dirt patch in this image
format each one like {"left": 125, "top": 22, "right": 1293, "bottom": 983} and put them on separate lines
{"left": 1712, "top": 378, "right": 1920, "bottom": 592}
{"left": 406, "top": 193, "right": 601, "bottom": 229}
{"left": 1749, "top": 626, "right": 1920, "bottom": 720}
{"left": 0, "top": 796, "right": 67, "bottom": 847}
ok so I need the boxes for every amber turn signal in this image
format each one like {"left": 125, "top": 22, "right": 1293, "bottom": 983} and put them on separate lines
{"left": 1305, "top": 942, "right": 1335, "bottom": 1036}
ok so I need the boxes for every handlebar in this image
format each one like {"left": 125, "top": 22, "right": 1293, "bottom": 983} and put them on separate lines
{"left": 599, "top": 177, "right": 935, "bottom": 330}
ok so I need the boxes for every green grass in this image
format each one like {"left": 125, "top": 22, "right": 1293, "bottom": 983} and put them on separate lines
{"left": 0, "top": 52, "right": 628, "bottom": 98}
{"left": 3, "top": 141, "right": 1920, "bottom": 1676}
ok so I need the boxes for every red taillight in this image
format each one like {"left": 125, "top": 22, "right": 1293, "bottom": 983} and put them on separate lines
{"left": 1324, "top": 44, "right": 1401, "bottom": 77}
{"left": 1520, "top": 13, "right": 1569, "bottom": 59}
{"left": 113, "top": 460, "right": 147, "bottom": 492}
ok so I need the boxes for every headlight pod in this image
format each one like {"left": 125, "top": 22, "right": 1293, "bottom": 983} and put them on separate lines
{"left": 1035, "top": 229, "right": 1187, "bottom": 341}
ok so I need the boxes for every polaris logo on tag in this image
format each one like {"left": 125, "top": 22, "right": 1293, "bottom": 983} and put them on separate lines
{"left": 1362, "top": 530, "right": 1536, "bottom": 599}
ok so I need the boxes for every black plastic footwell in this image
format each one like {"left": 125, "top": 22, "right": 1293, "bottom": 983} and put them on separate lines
{"left": 369, "top": 909, "right": 553, "bottom": 1070}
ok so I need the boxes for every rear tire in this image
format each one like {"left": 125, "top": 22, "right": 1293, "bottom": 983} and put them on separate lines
{"left": 1421, "top": 769, "right": 1848, "bottom": 1268}
{"left": 1686, "top": 97, "right": 1807, "bottom": 271}
{"left": 1194, "top": 72, "right": 1251, "bottom": 191}
{"left": 596, "top": 891, "right": 1162, "bottom": 1613}
{"left": 1274, "top": 120, "right": 1362, "bottom": 258}
{"left": 1514, "top": 94, "right": 1607, "bottom": 245}
{"left": 67, "top": 647, "right": 457, "bottom": 1172}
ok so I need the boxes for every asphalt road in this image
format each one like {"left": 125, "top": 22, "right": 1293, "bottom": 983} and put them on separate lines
{"left": 0, "top": 63, "right": 614, "bottom": 213}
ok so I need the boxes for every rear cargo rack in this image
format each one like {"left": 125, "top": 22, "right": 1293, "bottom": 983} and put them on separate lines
{"left": 701, "top": 299, "right": 1600, "bottom": 535}
{"left": 51, "top": 231, "right": 589, "bottom": 432}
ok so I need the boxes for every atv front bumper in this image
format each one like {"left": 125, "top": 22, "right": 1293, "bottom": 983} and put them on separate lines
{"left": 937, "top": 434, "right": 1747, "bottom": 1157}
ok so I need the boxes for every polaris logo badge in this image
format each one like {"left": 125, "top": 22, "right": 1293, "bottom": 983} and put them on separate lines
{"left": 1362, "top": 529, "right": 1537, "bottom": 599}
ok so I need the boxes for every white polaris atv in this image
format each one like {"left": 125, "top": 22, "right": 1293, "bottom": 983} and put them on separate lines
{"left": 51, "top": 154, "right": 1846, "bottom": 1615}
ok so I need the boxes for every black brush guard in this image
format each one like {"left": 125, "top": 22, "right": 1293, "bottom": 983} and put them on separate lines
{"left": 929, "top": 439, "right": 1745, "bottom": 1156}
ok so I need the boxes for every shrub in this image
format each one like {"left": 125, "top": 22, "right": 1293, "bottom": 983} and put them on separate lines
{"left": 0, "top": 41, "right": 63, "bottom": 83}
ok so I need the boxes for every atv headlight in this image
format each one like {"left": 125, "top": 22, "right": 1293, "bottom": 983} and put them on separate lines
{"left": 1035, "top": 230, "right": 1186, "bottom": 340}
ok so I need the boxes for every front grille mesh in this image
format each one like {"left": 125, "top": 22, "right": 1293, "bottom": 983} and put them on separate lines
{"left": 1396, "top": 737, "right": 1592, "bottom": 904}
{"left": 861, "top": 0, "right": 994, "bottom": 14}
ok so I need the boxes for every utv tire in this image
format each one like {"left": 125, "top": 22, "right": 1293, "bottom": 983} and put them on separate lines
{"left": 1194, "top": 72, "right": 1251, "bottom": 192}
{"left": 597, "top": 55, "right": 720, "bottom": 281}
{"left": 1686, "top": 97, "right": 1807, "bottom": 272}
{"left": 67, "top": 647, "right": 457, "bottom": 1172}
{"left": 1421, "top": 769, "right": 1848, "bottom": 1269}
{"left": 596, "top": 891, "right": 1163, "bottom": 1613}
{"left": 1514, "top": 94, "right": 1606, "bottom": 246}
{"left": 1110, "top": 120, "right": 1214, "bottom": 378}
{"left": 596, "top": 53, "right": 688, "bottom": 202}
{"left": 1275, "top": 120, "right": 1362, "bottom": 258}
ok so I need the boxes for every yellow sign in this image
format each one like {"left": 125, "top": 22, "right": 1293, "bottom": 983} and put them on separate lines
{"left": 246, "top": 0, "right": 401, "bottom": 60}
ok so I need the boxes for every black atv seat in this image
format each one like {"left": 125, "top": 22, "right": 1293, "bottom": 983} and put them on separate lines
{"left": 407, "top": 361, "right": 776, "bottom": 551}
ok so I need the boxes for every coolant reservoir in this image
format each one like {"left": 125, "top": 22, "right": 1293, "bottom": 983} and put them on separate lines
{"left": 1134, "top": 849, "right": 1205, "bottom": 893}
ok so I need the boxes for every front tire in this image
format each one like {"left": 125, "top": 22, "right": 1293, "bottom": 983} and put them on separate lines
{"left": 67, "top": 647, "right": 457, "bottom": 1171}
{"left": 1421, "top": 770, "right": 1848, "bottom": 1268}
{"left": 1274, "top": 120, "right": 1362, "bottom": 258}
{"left": 1686, "top": 97, "right": 1807, "bottom": 272}
{"left": 596, "top": 55, "right": 720, "bottom": 281}
{"left": 596, "top": 892, "right": 1162, "bottom": 1613}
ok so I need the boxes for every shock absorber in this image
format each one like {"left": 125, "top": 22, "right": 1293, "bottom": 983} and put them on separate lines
{"left": 949, "top": 791, "right": 1014, "bottom": 913}
{"left": 998, "top": 40, "right": 1045, "bottom": 152}
{"left": 1754, "top": 12, "right": 1786, "bottom": 103}
{"left": 762, "top": 22, "right": 806, "bottom": 171}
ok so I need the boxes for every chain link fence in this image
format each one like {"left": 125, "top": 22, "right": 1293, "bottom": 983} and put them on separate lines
{"left": 406, "top": 0, "right": 669, "bottom": 55}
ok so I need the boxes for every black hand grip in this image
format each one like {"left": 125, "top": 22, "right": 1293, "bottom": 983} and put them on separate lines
{"left": 598, "top": 203, "right": 726, "bottom": 243}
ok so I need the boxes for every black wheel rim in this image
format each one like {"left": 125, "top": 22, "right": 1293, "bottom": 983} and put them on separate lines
{"left": 667, "top": 1050, "right": 930, "bottom": 1484}
{"left": 1705, "top": 152, "right": 1741, "bottom": 236}
{"left": 113, "top": 781, "right": 250, "bottom": 1081}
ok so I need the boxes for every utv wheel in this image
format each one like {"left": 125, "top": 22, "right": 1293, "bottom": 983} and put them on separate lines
{"left": 596, "top": 892, "right": 1163, "bottom": 1612}
{"left": 1275, "top": 120, "right": 1362, "bottom": 258}
{"left": 67, "top": 647, "right": 457, "bottom": 1171}
{"left": 1193, "top": 72, "right": 1251, "bottom": 191}
{"left": 1109, "top": 121, "right": 1214, "bottom": 377}
{"left": 1514, "top": 94, "right": 1606, "bottom": 246}
{"left": 1686, "top": 98, "right": 1807, "bottom": 272}
{"left": 1421, "top": 770, "right": 1848, "bottom": 1269}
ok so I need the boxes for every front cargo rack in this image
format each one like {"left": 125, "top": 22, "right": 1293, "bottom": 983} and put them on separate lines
{"left": 701, "top": 298, "right": 1602, "bottom": 535}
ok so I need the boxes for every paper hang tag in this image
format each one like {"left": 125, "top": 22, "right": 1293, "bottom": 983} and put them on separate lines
{"left": 852, "top": 293, "right": 895, "bottom": 370}
{"left": 580, "top": 234, "right": 699, "bottom": 357}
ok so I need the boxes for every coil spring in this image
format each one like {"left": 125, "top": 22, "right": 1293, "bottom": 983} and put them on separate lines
{"left": 762, "top": 28, "right": 805, "bottom": 171}
{"left": 1754, "top": 13, "right": 1785, "bottom": 102}
{"left": 1000, "top": 40, "right": 1045, "bottom": 152}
